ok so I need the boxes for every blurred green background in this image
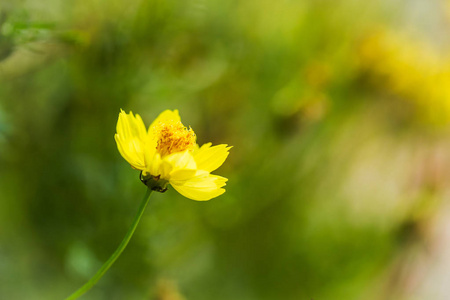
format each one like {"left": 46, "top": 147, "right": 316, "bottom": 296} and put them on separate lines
{"left": 1, "top": 0, "right": 450, "bottom": 299}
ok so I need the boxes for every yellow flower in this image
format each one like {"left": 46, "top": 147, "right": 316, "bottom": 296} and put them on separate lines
{"left": 115, "top": 109, "right": 231, "bottom": 201}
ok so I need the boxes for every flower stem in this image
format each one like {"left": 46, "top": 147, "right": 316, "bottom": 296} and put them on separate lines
{"left": 65, "top": 188, "right": 153, "bottom": 300}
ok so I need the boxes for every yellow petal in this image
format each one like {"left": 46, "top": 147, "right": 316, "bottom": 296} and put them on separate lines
{"left": 115, "top": 134, "right": 143, "bottom": 169}
{"left": 116, "top": 109, "right": 147, "bottom": 141}
{"left": 164, "top": 150, "right": 197, "bottom": 171}
{"left": 194, "top": 143, "right": 232, "bottom": 172}
{"left": 143, "top": 149, "right": 160, "bottom": 176}
{"left": 170, "top": 171, "right": 228, "bottom": 201}
{"left": 170, "top": 169, "right": 198, "bottom": 181}
{"left": 159, "top": 160, "right": 174, "bottom": 179}
{"left": 150, "top": 150, "right": 197, "bottom": 179}
{"left": 148, "top": 109, "right": 180, "bottom": 135}
{"left": 115, "top": 110, "right": 147, "bottom": 170}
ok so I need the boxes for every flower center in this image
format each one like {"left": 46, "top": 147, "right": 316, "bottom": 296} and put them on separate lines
{"left": 153, "top": 119, "right": 196, "bottom": 156}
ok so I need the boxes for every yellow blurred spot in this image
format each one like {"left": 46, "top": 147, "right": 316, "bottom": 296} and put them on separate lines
{"left": 155, "top": 279, "right": 186, "bottom": 300}
{"left": 357, "top": 29, "right": 450, "bottom": 126}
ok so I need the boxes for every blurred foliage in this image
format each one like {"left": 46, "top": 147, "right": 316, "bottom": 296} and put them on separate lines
{"left": 1, "top": 0, "right": 450, "bottom": 299}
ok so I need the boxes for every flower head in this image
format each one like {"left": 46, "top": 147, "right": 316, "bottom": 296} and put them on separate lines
{"left": 115, "top": 109, "right": 231, "bottom": 201}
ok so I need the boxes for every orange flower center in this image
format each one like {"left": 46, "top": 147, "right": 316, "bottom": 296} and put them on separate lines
{"left": 153, "top": 120, "right": 196, "bottom": 156}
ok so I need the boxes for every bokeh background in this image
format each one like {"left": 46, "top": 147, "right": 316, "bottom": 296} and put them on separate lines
{"left": 1, "top": 0, "right": 450, "bottom": 299}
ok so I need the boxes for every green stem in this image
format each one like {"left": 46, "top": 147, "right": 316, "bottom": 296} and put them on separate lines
{"left": 65, "top": 188, "right": 153, "bottom": 300}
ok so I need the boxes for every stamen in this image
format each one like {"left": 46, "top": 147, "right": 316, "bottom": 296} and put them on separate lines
{"left": 153, "top": 119, "right": 196, "bottom": 156}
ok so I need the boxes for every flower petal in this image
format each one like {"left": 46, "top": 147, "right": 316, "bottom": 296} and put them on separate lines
{"left": 194, "top": 143, "right": 232, "bottom": 172}
{"left": 143, "top": 149, "right": 160, "bottom": 176}
{"left": 170, "top": 171, "right": 228, "bottom": 201}
{"left": 170, "top": 169, "right": 198, "bottom": 181}
{"left": 115, "top": 110, "right": 147, "bottom": 170}
{"left": 151, "top": 150, "right": 197, "bottom": 179}
{"left": 116, "top": 109, "right": 147, "bottom": 141}
{"left": 164, "top": 150, "right": 197, "bottom": 171}
{"left": 148, "top": 110, "right": 181, "bottom": 135}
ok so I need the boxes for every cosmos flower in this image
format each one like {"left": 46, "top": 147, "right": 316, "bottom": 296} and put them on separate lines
{"left": 115, "top": 109, "right": 231, "bottom": 201}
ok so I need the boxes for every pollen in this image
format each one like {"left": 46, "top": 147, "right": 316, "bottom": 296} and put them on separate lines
{"left": 153, "top": 119, "right": 196, "bottom": 156}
